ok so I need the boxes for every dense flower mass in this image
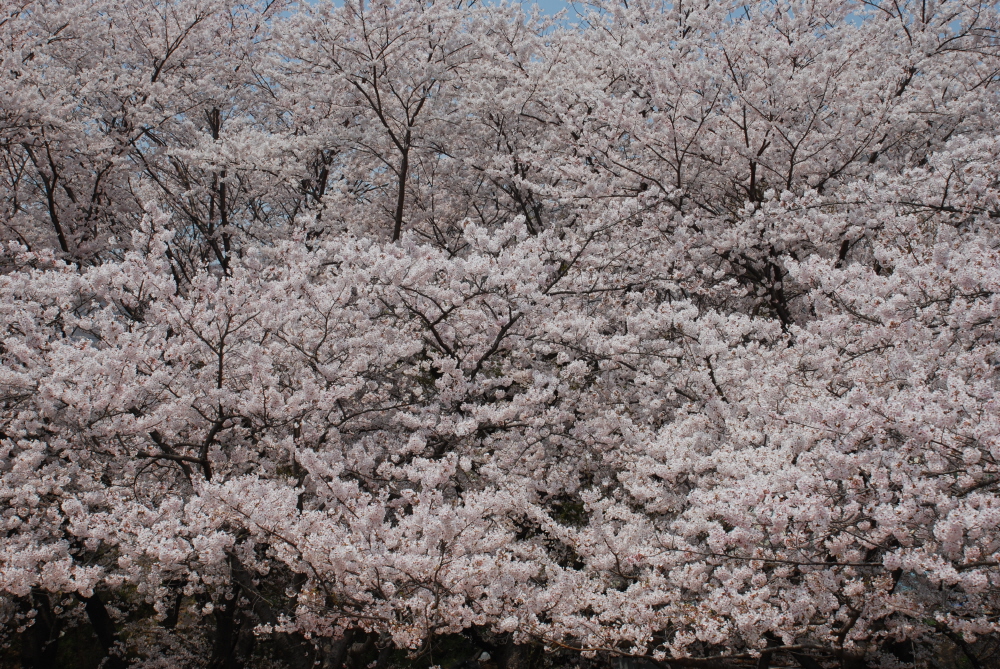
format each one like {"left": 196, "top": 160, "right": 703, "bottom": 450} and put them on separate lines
{"left": 2, "top": 0, "right": 1000, "bottom": 667}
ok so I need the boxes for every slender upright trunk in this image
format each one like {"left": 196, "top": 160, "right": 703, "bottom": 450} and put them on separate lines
{"left": 208, "top": 582, "right": 243, "bottom": 669}
{"left": 392, "top": 139, "right": 410, "bottom": 242}
{"left": 82, "top": 593, "right": 128, "bottom": 669}
{"left": 20, "top": 593, "right": 60, "bottom": 669}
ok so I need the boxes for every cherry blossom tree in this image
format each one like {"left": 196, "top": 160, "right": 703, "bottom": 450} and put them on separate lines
{"left": 3, "top": 1, "right": 1000, "bottom": 668}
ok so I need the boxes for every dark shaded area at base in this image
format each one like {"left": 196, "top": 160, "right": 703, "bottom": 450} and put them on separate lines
{"left": 3, "top": 625, "right": 1000, "bottom": 669}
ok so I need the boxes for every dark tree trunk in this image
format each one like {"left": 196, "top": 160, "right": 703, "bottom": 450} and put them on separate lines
{"left": 323, "top": 630, "right": 355, "bottom": 669}
{"left": 496, "top": 642, "right": 538, "bottom": 669}
{"left": 229, "top": 555, "right": 316, "bottom": 669}
{"left": 208, "top": 584, "right": 244, "bottom": 669}
{"left": 20, "top": 592, "right": 60, "bottom": 669}
{"left": 392, "top": 143, "right": 410, "bottom": 242}
{"left": 81, "top": 592, "right": 128, "bottom": 669}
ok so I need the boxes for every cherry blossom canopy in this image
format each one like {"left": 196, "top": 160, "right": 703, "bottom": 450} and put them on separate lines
{"left": 2, "top": 0, "right": 999, "bottom": 667}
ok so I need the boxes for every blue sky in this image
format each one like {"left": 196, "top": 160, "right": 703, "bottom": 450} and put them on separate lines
{"left": 526, "top": 0, "right": 573, "bottom": 14}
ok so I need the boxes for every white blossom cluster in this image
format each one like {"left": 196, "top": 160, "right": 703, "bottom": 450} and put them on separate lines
{"left": 1, "top": 0, "right": 1000, "bottom": 667}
